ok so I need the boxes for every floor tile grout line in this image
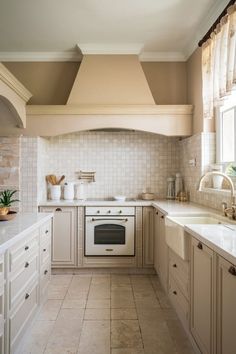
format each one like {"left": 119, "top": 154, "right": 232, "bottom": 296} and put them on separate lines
{"left": 43, "top": 274, "right": 74, "bottom": 353}
{"left": 130, "top": 274, "right": 145, "bottom": 353}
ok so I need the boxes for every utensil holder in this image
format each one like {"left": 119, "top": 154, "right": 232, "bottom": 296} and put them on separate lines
{"left": 50, "top": 185, "right": 61, "bottom": 200}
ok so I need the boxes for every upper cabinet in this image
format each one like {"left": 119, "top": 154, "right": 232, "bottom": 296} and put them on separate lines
{"left": 0, "top": 63, "right": 32, "bottom": 131}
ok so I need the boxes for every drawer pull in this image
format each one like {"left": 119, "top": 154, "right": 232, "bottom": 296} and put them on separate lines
{"left": 44, "top": 270, "right": 48, "bottom": 275}
{"left": 55, "top": 208, "right": 62, "bottom": 212}
{"left": 24, "top": 246, "right": 29, "bottom": 251}
{"left": 106, "top": 249, "right": 114, "bottom": 251}
{"left": 43, "top": 248, "right": 47, "bottom": 252}
{"left": 45, "top": 230, "right": 49, "bottom": 234}
{"left": 25, "top": 293, "right": 30, "bottom": 300}
{"left": 228, "top": 266, "right": 236, "bottom": 276}
{"left": 197, "top": 242, "right": 203, "bottom": 250}
{"left": 173, "top": 263, "right": 177, "bottom": 268}
{"left": 173, "top": 290, "right": 177, "bottom": 295}
{"left": 25, "top": 262, "right": 29, "bottom": 268}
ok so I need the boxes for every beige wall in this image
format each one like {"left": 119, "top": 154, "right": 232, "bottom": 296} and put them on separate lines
{"left": 141, "top": 62, "right": 187, "bottom": 104}
{"left": 186, "top": 48, "right": 203, "bottom": 134}
{"left": 4, "top": 61, "right": 187, "bottom": 105}
{"left": 3, "top": 62, "right": 79, "bottom": 105}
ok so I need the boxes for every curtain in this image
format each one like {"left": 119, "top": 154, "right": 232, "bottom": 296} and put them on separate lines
{"left": 202, "top": 3, "right": 236, "bottom": 119}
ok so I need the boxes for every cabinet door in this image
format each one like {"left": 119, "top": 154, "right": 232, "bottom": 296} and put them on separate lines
{"left": 143, "top": 207, "right": 154, "bottom": 267}
{"left": 157, "top": 212, "right": 169, "bottom": 291}
{"left": 153, "top": 209, "right": 160, "bottom": 273}
{"left": 217, "top": 256, "right": 236, "bottom": 354}
{"left": 190, "top": 237, "right": 214, "bottom": 354}
{"left": 40, "top": 207, "right": 77, "bottom": 267}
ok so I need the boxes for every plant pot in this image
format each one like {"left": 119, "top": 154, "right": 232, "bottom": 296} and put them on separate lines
{"left": 0, "top": 211, "right": 17, "bottom": 221}
{"left": 0, "top": 207, "right": 9, "bottom": 216}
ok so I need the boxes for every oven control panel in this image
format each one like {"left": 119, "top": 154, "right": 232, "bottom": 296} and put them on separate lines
{"left": 85, "top": 206, "right": 135, "bottom": 216}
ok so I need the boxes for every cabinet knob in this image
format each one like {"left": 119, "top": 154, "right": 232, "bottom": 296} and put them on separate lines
{"left": 118, "top": 210, "right": 122, "bottom": 214}
{"left": 97, "top": 210, "right": 100, "bottom": 214}
{"left": 55, "top": 208, "right": 62, "bottom": 212}
{"left": 228, "top": 266, "right": 236, "bottom": 276}
{"left": 156, "top": 211, "right": 159, "bottom": 215}
{"left": 173, "top": 291, "right": 177, "bottom": 295}
{"left": 108, "top": 210, "right": 111, "bottom": 214}
{"left": 197, "top": 242, "right": 203, "bottom": 250}
{"left": 25, "top": 293, "right": 30, "bottom": 300}
{"left": 45, "top": 230, "right": 49, "bottom": 234}
{"left": 24, "top": 246, "right": 29, "bottom": 251}
{"left": 25, "top": 262, "right": 29, "bottom": 268}
{"left": 161, "top": 215, "right": 164, "bottom": 219}
{"left": 44, "top": 270, "right": 48, "bottom": 275}
{"left": 43, "top": 248, "right": 46, "bottom": 252}
{"left": 173, "top": 263, "right": 177, "bottom": 268}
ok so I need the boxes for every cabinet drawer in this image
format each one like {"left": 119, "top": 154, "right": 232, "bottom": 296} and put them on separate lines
{"left": 40, "top": 242, "right": 51, "bottom": 266}
{"left": 9, "top": 230, "right": 39, "bottom": 271}
{"left": 9, "top": 282, "right": 38, "bottom": 353}
{"left": 9, "top": 255, "right": 38, "bottom": 309}
{"left": 169, "top": 249, "right": 189, "bottom": 299}
{"left": 169, "top": 275, "right": 189, "bottom": 330}
{"left": 40, "top": 220, "right": 51, "bottom": 244}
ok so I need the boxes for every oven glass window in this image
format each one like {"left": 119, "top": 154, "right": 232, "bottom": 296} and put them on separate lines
{"left": 94, "top": 224, "right": 125, "bottom": 244}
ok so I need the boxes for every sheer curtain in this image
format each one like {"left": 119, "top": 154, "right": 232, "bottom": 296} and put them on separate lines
{"left": 202, "top": 3, "right": 236, "bottom": 119}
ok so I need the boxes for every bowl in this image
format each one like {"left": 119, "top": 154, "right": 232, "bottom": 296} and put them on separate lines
{"left": 114, "top": 195, "right": 126, "bottom": 202}
{"left": 141, "top": 193, "right": 155, "bottom": 200}
{"left": 0, "top": 211, "right": 17, "bottom": 221}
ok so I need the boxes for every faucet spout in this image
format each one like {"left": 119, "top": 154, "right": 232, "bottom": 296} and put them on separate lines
{"left": 197, "top": 171, "right": 235, "bottom": 205}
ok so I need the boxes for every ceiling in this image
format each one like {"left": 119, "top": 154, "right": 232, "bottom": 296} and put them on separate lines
{"left": 0, "top": 0, "right": 229, "bottom": 61}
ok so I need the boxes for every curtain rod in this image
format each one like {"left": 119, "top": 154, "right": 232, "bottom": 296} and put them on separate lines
{"left": 198, "top": 0, "right": 235, "bottom": 47}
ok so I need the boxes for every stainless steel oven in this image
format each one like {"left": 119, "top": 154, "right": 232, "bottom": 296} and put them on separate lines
{"left": 85, "top": 207, "right": 135, "bottom": 256}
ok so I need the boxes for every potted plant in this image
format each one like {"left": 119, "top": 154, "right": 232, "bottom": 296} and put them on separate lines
{"left": 0, "top": 189, "right": 19, "bottom": 215}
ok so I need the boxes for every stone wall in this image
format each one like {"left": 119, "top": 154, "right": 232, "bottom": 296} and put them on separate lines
{"left": 0, "top": 136, "right": 20, "bottom": 209}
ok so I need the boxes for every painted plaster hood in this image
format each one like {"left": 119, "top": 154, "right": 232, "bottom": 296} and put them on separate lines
{"left": 2, "top": 54, "right": 193, "bottom": 136}
{"left": 67, "top": 55, "right": 156, "bottom": 106}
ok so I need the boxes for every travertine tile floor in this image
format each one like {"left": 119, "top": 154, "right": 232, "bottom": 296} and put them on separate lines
{"left": 22, "top": 273, "right": 195, "bottom": 354}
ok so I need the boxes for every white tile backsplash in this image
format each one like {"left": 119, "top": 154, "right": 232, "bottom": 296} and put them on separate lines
{"left": 43, "top": 131, "right": 180, "bottom": 200}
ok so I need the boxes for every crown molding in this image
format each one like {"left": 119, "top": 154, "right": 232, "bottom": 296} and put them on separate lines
{"left": 0, "top": 51, "right": 82, "bottom": 62}
{"left": 0, "top": 63, "right": 32, "bottom": 102}
{"left": 78, "top": 43, "right": 143, "bottom": 55}
{"left": 139, "top": 51, "right": 186, "bottom": 62}
{"left": 184, "top": 0, "right": 230, "bottom": 59}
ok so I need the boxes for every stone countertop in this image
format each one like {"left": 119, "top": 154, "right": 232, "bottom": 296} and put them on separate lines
{"left": 185, "top": 224, "right": 236, "bottom": 265}
{"left": 39, "top": 199, "right": 154, "bottom": 207}
{"left": 0, "top": 213, "right": 53, "bottom": 253}
{"left": 39, "top": 198, "right": 221, "bottom": 216}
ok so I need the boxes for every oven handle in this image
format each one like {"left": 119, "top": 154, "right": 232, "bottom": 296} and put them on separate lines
{"left": 91, "top": 218, "right": 128, "bottom": 222}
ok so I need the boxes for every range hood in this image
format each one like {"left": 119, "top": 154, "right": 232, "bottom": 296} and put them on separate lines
{"left": 67, "top": 55, "right": 155, "bottom": 105}
{"left": 1, "top": 54, "right": 193, "bottom": 136}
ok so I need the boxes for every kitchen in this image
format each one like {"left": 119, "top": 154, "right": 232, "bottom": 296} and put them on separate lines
{"left": 0, "top": 0, "right": 236, "bottom": 353}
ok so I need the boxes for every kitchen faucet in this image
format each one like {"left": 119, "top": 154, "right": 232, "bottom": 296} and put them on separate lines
{"left": 197, "top": 171, "right": 236, "bottom": 219}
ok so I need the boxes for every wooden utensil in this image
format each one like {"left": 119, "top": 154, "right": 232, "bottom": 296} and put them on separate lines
{"left": 57, "top": 175, "right": 65, "bottom": 185}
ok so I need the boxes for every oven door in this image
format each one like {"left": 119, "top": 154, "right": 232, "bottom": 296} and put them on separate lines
{"left": 85, "top": 216, "right": 135, "bottom": 256}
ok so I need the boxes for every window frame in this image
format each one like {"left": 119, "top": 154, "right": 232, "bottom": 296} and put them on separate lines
{"left": 216, "top": 97, "right": 236, "bottom": 166}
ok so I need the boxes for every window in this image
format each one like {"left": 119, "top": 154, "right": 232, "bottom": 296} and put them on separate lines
{"left": 216, "top": 93, "right": 236, "bottom": 165}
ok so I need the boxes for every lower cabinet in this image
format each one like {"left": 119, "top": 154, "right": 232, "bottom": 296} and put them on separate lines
{"left": 143, "top": 207, "right": 154, "bottom": 267}
{"left": 217, "top": 255, "right": 236, "bottom": 354}
{"left": 40, "top": 206, "right": 77, "bottom": 267}
{"left": 190, "top": 237, "right": 215, "bottom": 354}
{"left": 2, "top": 217, "right": 52, "bottom": 354}
{"left": 154, "top": 209, "right": 168, "bottom": 291}
{"left": 168, "top": 249, "right": 190, "bottom": 331}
